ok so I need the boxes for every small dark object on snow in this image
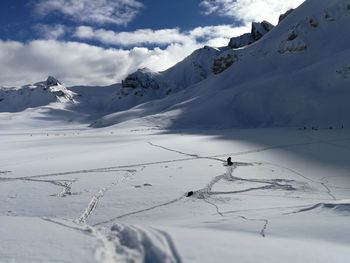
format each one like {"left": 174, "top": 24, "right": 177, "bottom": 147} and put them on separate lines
{"left": 227, "top": 157, "right": 233, "bottom": 166}
{"left": 186, "top": 191, "right": 194, "bottom": 197}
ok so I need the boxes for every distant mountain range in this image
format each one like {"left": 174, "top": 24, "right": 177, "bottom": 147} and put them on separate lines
{"left": 1, "top": 0, "right": 349, "bottom": 129}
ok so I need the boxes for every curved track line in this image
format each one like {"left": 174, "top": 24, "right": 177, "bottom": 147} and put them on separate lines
{"left": 93, "top": 196, "right": 184, "bottom": 227}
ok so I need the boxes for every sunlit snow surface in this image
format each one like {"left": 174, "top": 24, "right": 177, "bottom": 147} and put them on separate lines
{"left": 1, "top": 111, "right": 349, "bottom": 263}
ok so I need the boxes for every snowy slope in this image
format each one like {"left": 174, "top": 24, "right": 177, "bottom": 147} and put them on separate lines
{"left": 115, "top": 46, "right": 226, "bottom": 108}
{"left": 94, "top": 0, "right": 350, "bottom": 129}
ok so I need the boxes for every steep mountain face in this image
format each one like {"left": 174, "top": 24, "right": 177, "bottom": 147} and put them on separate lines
{"left": 93, "top": 0, "right": 350, "bottom": 129}
{"left": 118, "top": 22, "right": 275, "bottom": 100}
{"left": 119, "top": 46, "right": 225, "bottom": 96}
{"left": 120, "top": 68, "right": 164, "bottom": 97}
{"left": 0, "top": 76, "right": 74, "bottom": 112}
{"left": 118, "top": 22, "right": 275, "bottom": 101}
{"left": 111, "top": 46, "right": 227, "bottom": 112}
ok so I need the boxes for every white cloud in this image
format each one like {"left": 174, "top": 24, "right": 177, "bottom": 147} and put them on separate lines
{"left": 33, "top": 24, "right": 68, "bottom": 39}
{"left": 0, "top": 22, "right": 251, "bottom": 87}
{"left": 75, "top": 27, "right": 190, "bottom": 46}
{"left": 200, "top": 0, "right": 305, "bottom": 24}
{"left": 34, "top": 0, "right": 143, "bottom": 25}
{"left": 74, "top": 25, "right": 250, "bottom": 47}
{"left": 0, "top": 39, "right": 203, "bottom": 87}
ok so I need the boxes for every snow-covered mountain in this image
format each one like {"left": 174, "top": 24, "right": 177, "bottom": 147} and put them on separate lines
{"left": 1, "top": 0, "right": 349, "bottom": 130}
{"left": 93, "top": 0, "right": 350, "bottom": 129}
{"left": 118, "top": 46, "right": 226, "bottom": 99}
{"left": 0, "top": 76, "right": 74, "bottom": 112}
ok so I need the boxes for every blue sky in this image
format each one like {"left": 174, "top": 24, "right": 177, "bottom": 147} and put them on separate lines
{"left": 0, "top": 0, "right": 238, "bottom": 45}
{"left": 0, "top": 0, "right": 304, "bottom": 86}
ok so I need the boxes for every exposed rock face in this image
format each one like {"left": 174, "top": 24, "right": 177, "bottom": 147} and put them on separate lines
{"left": 251, "top": 21, "right": 274, "bottom": 41}
{"left": 277, "top": 3, "right": 346, "bottom": 54}
{"left": 120, "top": 68, "right": 162, "bottom": 97}
{"left": 228, "top": 33, "right": 253, "bottom": 49}
{"left": 279, "top": 9, "right": 294, "bottom": 24}
{"left": 213, "top": 53, "right": 238, "bottom": 75}
{"left": 122, "top": 69, "right": 160, "bottom": 90}
{"left": 45, "top": 76, "right": 61, "bottom": 87}
{"left": 228, "top": 21, "right": 274, "bottom": 49}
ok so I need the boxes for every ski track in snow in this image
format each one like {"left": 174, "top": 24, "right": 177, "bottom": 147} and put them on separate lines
{"left": 145, "top": 141, "right": 345, "bottom": 237}
{"left": 1, "top": 135, "right": 346, "bottom": 201}
{"left": 72, "top": 166, "right": 182, "bottom": 263}
{"left": 2, "top": 135, "right": 347, "bottom": 258}
{"left": 76, "top": 187, "right": 108, "bottom": 225}
{"left": 260, "top": 161, "right": 338, "bottom": 201}
{"left": 76, "top": 170, "right": 137, "bottom": 225}
{"left": 3, "top": 134, "right": 344, "bottom": 183}
{"left": 320, "top": 181, "right": 337, "bottom": 201}
{"left": 70, "top": 168, "right": 183, "bottom": 263}
{"left": 1, "top": 176, "right": 77, "bottom": 197}
{"left": 203, "top": 191, "right": 269, "bottom": 238}
{"left": 0, "top": 168, "right": 137, "bottom": 182}
{"left": 93, "top": 196, "right": 184, "bottom": 227}
{"left": 147, "top": 142, "right": 275, "bottom": 237}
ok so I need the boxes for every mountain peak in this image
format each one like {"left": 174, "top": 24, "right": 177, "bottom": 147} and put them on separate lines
{"left": 46, "top": 76, "right": 61, "bottom": 87}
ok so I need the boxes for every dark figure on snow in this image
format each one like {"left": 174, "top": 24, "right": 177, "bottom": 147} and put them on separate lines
{"left": 227, "top": 157, "right": 233, "bottom": 166}
{"left": 186, "top": 191, "right": 194, "bottom": 197}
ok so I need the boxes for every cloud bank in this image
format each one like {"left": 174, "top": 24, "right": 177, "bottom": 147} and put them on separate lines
{"left": 74, "top": 25, "right": 249, "bottom": 46}
{"left": 0, "top": 24, "right": 249, "bottom": 87}
{"left": 0, "top": 39, "right": 200, "bottom": 87}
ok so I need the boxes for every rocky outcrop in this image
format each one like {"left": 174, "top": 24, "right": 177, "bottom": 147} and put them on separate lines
{"left": 278, "top": 9, "right": 294, "bottom": 24}
{"left": 277, "top": 3, "right": 348, "bottom": 54}
{"left": 228, "top": 33, "right": 253, "bottom": 49}
{"left": 119, "top": 68, "right": 164, "bottom": 98}
{"left": 229, "top": 21, "right": 274, "bottom": 49}
{"left": 122, "top": 68, "right": 160, "bottom": 90}
{"left": 213, "top": 53, "right": 238, "bottom": 75}
{"left": 45, "top": 76, "right": 61, "bottom": 87}
{"left": 251, "top": 21, "right": 274, "bottom": 41}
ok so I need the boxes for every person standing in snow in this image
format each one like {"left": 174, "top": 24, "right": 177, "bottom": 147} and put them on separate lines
{"left": 225, "top": 157, "right": 234, "bottom": 179}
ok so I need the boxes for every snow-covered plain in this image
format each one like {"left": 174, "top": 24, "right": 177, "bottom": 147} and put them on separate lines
{"left": 1, "top": 110, "right": 350, "bottom": 263}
